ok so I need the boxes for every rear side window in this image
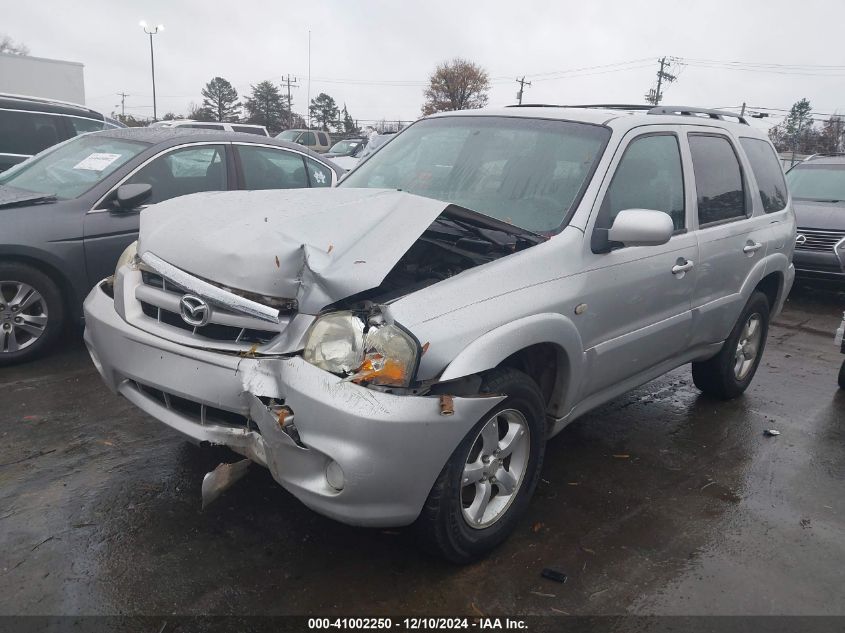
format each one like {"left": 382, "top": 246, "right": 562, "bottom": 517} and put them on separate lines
{"left": 603, "top": 134, "right": 685, "bottom": 232}
{"left": 739, "top": 138, "right": 787, "bottom": 213}
{"left": 0, "top": 109, "right": 65, "bottom": 155}
{"left": 688, "top": 134, "right": 746, "bottom": 225}
{"left": 67, "top": 117, "right": 107, "bottom": 135}
{"left": 317, "top": 132, "right": 328, "bottom": 146}
{"left": 232, "top": 125, "right": 266, "bottom": 136}
{"left": 305, "top": 157, "right": 332, "bottom": 187}
{"left": 238, "top": 146, "right": 309, "bottom": 189}
{"left": 300, "top": 132, "right": 316, "bottom": 146}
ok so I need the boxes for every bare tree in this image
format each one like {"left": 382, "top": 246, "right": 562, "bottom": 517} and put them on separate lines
{"left": 0, "top": 34, "right": 29, "bottom": 55}
{"left": 422, "top": 58, "right": 490, "bottom": 116}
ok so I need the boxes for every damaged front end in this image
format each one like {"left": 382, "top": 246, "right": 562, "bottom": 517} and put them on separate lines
{"left": 84, "top": 188, "right": 544, "bottom": 523}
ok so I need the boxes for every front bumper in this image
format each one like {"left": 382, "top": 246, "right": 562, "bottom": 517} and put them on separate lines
{"left": 83, "top": 283, "right": 502, "bottom": 527}
{"left": 793, "top": 250, "right": 845, "bottom": 280}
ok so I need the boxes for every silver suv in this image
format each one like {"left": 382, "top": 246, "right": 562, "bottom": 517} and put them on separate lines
{"left": 83, "top": 105, "right": 796, "bottom": 562}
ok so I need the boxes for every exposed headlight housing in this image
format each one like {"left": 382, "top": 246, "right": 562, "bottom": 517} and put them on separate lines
{"left": 115, "top": 240, "right": 139, "bottom": 277}
{"left": 302, "top": 311, "right": 419, "bottom": 387}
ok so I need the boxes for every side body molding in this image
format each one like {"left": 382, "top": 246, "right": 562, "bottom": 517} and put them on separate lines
{"left": 438, "top": 313, "right": 585, "bottom": 417}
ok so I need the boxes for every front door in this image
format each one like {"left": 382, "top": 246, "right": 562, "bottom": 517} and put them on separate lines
{"left": 579, "top": 128, "right": 699, "bottom": 398}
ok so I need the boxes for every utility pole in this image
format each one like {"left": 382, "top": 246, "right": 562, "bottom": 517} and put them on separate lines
{"left": 740, "top": 102, "right": 746, "bottom": 117}
{"left": 516, "top": 76, "right": 531, "bottom": 105}
{"left": 645, "top": 57, "right": 677, "bottom": 105}
{"left": 116, "top": 92, "right": 129, "bottom": 117}
{"left": 283, "top": 74, "right": 298, "bottom": 129}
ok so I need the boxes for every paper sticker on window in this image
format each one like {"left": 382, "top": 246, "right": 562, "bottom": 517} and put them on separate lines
{"left": 312, "top": 169, "right": 327, "bottom": 184}
{"left": 73, "top": 153, "right": 122, "bottom": 171}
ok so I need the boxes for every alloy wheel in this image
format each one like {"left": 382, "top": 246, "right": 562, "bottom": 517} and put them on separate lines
{"left": 734, "top": 313, "right": 762, "bottom": 380}
{"left": 0, "top": 281, "right": 49, "bottom": 354}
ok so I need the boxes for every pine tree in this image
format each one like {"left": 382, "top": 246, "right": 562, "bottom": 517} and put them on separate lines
{"left": 244, "top": 81, "right": 287, "bottom": 135}
{"left": 309, "top": 93, "right": 339, "bottom": 131}
{"left": 201, "top": 77, "right": 241, "bottom": 122}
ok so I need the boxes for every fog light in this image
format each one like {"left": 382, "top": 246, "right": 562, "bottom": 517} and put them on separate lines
{"left": 326, "top": 461, "right": 345, "bottom": 491}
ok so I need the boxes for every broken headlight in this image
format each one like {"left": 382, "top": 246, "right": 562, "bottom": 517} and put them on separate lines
{"left": 302, "top": 311, "right": 419, "bottom": 387}
{"left": 114, "top": 240, "right": 139, "bottom": 276}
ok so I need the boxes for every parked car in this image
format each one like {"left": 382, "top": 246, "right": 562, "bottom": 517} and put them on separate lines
{"left": 149, "top": 120, "right": 269, "bottom": 136}
{"left": 785, "top": 153, "right": 845, "bottom": 280}
{"left": 0, "top": 93, "right": 123, "bottom": 172}
{"left": 324, "top": 137, "right": 367, "bottom": 170}
{"left": 0, "top": 128, "right": 342, "bottom": 365}
{"left": 83, "top": 105, "right": 795, "bottom": 562}
{"left": 276, "top": 129, "right": 332, "bottom": 153}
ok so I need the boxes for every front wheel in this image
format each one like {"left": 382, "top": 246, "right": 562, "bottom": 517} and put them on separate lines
{"left": 692, "top": 291, "right": 770, "bottom": 400}
{"left": 0, "top": 262, "right": 65, "bottom": 366}
{"left": 415, "top": 368, "right": 546, "bottom": 563}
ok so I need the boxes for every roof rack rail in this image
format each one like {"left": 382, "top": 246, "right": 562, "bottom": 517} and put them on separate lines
{"left": 801, "top": 151, "right": 845, "bottom": 162}
{"left": 647, "top": 106, "right": 749, "bottom": 125}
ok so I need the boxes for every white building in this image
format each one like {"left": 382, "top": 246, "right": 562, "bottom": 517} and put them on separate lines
{"left": 0, "top": 52, "right": 85, "bottom": 105}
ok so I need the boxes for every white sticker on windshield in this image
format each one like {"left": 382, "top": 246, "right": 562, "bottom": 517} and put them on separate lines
{"left": 73, "top": 153, "right": 122, "bottom": 171}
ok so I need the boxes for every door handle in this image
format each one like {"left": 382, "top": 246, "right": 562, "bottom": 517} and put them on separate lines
{"left": 671, "top": 259, "right": 694, "bottom": 275}
{"left": 743, "top": 241, "right": 763, "bottom": 254}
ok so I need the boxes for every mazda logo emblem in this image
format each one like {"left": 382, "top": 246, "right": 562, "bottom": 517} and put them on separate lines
{"left": 795, "top": 234, "right": 807, "bottom": 245}
{"left": 179, "top": 294, "right": 210, "bottom": 327}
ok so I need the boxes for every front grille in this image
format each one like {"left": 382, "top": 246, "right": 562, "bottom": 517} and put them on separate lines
{"left": 137, "top": 270, "right": 278, "bottom": 345}
{"left": 795, "top": 227, "right": 845, "bottom": 252}
{"left": 134, "top": 381, "right": 256, "bottom": 431}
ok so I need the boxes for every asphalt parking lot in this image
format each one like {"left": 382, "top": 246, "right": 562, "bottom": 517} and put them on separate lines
{"left": 1, "top": 283, "right": 843, "bottom": 617}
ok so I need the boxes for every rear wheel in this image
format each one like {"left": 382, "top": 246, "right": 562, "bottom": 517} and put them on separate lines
{"left": 415, "top": 368, "right": 546, "bottom": 563}
{"left": 692, "top": 291, "right": 770, "bottom": 399}
{"left": 0, "top": 262, "right": 64, "bottom": 366}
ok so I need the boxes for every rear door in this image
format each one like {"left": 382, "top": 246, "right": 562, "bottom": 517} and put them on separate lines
{"left": 83, "top": 143, "right": 233, "bottom": 284}
{"left": 685, "top": 129, "right": 772, "bottom": 346}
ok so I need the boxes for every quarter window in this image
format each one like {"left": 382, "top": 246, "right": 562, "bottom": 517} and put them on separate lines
{"left": 238, "top": 146, "right": 309, "bottom": 189}
{"left": 67, "top": 117, "right": 107, "bottom": 135}
{"left": 603, "top": 134, "right": 685, "bottom": 232}
{"left": 688, "top": 135, "right": 746, "bottom": 225}
{"left": 317, "top": 132, "right": 328, "bottom": 146}
{"left": 739, "top": 137, "right": 787, "bottom": 213}
{"left": 305, "top": 157, "right": 332, "bottom": 187}
{"left": 124, "top": 145, "right": 228, "bottom": 204}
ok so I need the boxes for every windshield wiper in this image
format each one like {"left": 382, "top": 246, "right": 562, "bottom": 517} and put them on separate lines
{"left": 0, "top": 189, "right": 58, "bottom": 208}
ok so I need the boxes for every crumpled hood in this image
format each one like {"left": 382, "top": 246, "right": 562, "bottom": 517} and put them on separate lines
{"left": 139, "top": 188, "right": 450, "bottom": 313}
{"left": 793, "top": 199, "right": 845, "bottom": 230}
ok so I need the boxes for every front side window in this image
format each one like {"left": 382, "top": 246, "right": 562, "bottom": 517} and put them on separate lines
{"left": 299, "top": 132, "right": 317, "bottom": 146}
{"left": 123, "top": 145, "right": 227, "bottom": 204}
{"left": 0, "top": 134, "right": 149, "bottom": 199}
{"left": 689, "top": 134, "right": 746, "bottom": 225}
{"left": 67, "top": 117, "right": 107, "bottom": 136}
{"left": 238, "top": 146, "right": 309, "bottom": 189}
{"left": 276, "top": 130, "right": 300, "bottom": 142}
{"left": 0, "top": 110, "right": 65, "bottom": 155}
{"left": 740, "top": 137, "right": 787, "bottom": 213}
{"left": 340, "top": 116, "right": 611, "bottom": 233}
{"left": 786, "top": 163, "right": 845, "bottom": 202}
{"left": 602, "top": 134, "right": 685, "bottom": 232}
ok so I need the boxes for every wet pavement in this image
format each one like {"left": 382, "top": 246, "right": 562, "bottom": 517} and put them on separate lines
{"left": 1, "top": 283, "right": 843, "bottom": 617}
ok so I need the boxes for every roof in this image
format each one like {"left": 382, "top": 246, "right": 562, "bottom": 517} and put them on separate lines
{"left": 0, "top": 93, "right": 104, "bottom": 120}
{"left": 90, "top": 127, "right": 344, "bottom": 173}
{"left": 425, "top": 105, "right": 768, "bottom": 138}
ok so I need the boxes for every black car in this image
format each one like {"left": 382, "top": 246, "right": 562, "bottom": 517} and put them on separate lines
{"left": 786, "top": 153, "right": 845, "bottom": 280}
{"left": 325, "top": 137, "right": 367, "bottom": 158}
{"left": 0, "top": 94, "right": 124, "bottom": 172}
{"left": 0, "top": 127, "right": 342, "bottom": 364}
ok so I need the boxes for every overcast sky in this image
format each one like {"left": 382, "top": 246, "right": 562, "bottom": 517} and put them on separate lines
{"left": 6, "top": 0, "right": 845, "bottom": 130}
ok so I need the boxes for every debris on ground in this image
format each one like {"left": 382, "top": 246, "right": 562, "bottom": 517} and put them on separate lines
{"left": 612, "top": 454, "right": 630, "bottom": 459}
{"left": 763, "top": 429, "right": 781, "bottom": 437}
{"left": 541, "top": 567, "right": 568, "bottom": 583}
{"left": 531, "top": 522, "right": 545, "bottom": 533}
{"left": 529, "top": 591, "right": 555, "bottom": 598}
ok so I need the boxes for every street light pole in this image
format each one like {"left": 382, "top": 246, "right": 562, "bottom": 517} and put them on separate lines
{"left": 139, "top": 21, "right": 164, "bottom": 122}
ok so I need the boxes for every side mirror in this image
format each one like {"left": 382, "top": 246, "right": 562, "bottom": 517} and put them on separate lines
{"left": 115, "top": 183, "right": 152, "bottom": 210}
{"left": 606, "top": 209, "right": 674, "bottom": 247}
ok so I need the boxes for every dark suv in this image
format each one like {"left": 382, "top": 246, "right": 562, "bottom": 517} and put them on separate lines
{"left": 786, "top": 153, "right": 845, "bottom": 280}
{"left": 0, "top": 94, "right": 122, "bottom": 172}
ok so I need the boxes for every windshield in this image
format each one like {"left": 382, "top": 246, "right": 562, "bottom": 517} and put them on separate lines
{"left": 277, "top": 130, "right": 301, "bottom": 141}
{"left": 786, "top": 164, "right": 845, "bottom": 201}
{"left": 329, "top": 139, "right": 362, "bottom": 154}
{"left": 0, "top": 134, "right": 149, "bottom": 199}
{"left": 340, "top": 116, "right": 610, "bottom": 232}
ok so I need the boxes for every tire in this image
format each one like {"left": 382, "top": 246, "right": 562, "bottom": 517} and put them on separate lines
{"left": 838, "top": 359, "right": 845, "bottom": 390}
{"left": 0, "top": 262, "right": 65, "bottom": 366}
{"left": 415, "top": 368, "right": 546, "bottom": 563}
{"left": 692, "top": 291, "right": 770, "bottom": 400}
